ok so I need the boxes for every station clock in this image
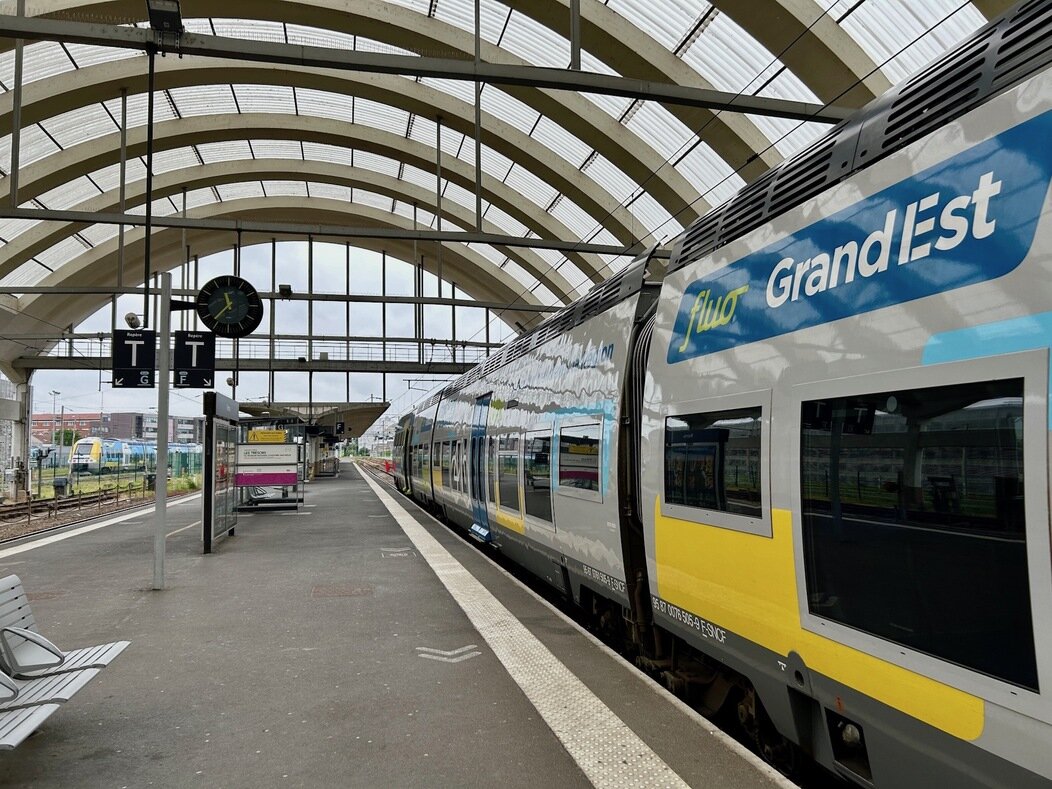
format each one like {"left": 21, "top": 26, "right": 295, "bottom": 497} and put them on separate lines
{"left": 196, "top": 276, "right": 264, "bottom": 338}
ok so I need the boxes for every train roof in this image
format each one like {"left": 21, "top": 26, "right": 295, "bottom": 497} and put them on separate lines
{"left": 670, "top": 0, "right": 1052, "bottom": 274}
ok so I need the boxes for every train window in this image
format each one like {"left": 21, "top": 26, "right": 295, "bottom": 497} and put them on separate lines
{"left": 487, "top": 436, "right": 497, "bottom": 504}
{"left": 665, "top": 408, "right": 762, "bottom": 518}
{"left": 449, "top": 442, "right": 460, "bottom": 490}
{"left": 559, "top": 423, "right": 601, "bottom": 494}
{"left": 800, "top": 378, "right": 1037, "bottom": 690}
{"left": 498, "top": 436, "right": 521, "bottom": 514}
{"left": 524, "top": 430, "right": 553, "bottom": 523}
{"left": 460, "top": 439, "right": 469, "bottom": 492}
{"left": 441, "top": 442, "right": 452, "bottom": 489}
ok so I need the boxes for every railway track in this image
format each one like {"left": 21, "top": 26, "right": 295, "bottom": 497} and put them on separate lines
{"left": 0, "top": 490, "right": 123, "bottom": 521}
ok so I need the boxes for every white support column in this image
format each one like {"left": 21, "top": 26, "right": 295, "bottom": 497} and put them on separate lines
{"left": 153, "top": 272, "right": 172, "bottom": 591}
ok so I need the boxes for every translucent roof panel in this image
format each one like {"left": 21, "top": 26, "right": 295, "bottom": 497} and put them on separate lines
{"left": 492, "top": 11, "right": 569, "bottom": 69}
{"left": 478, "top": 86, "right": 540, "bottom": 137}
{"left": 530, "top": 116, "right": 592, "bottom": 170}
{"left": 217, "top": 182, "right": 266, "bottom": 202}
{"left": 819, "top": 0, "right": 987, "bottom": 84}
{"left": 197, "top": 141, "right": 256, "bottom": 164}
{"left": 503, "top": 165, "right": 559, "bottom": 211}
{"left": 37, "top": 175, "right": 101, "bottom": 211}
{"left": 170, "top": 84, "right": 240, "bottom": 118}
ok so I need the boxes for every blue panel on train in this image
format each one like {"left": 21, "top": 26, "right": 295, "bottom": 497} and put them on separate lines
{"left": 667, "top": 109, "right": 1052, "bottom": 364}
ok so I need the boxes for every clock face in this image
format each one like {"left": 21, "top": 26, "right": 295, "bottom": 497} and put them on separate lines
{"left": 196, "top": 276, "right": 264, "bottom": 338}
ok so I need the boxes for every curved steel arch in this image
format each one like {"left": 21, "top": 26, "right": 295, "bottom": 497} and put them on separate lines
{"left": 0, "top": 58, "right": 654, "bottom": 250}
{"left": 23, "top": 0, "right": 898, "bottom": 188}
{"left": 0, "top": 157, "right": 584, "bottom": 304}
{"left": 2, "top": 111, "right": 611, "bottom": 284}
{"left": 0, "top": 19, "right": 708, "bottom": 227}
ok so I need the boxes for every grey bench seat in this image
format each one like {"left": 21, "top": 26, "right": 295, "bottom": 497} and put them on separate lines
{"left": 0, "top": 668, "right": 101, "bottom": 710}
{"left": 0, "top": 575, "right": 128, "bottom": 749}
{"left": 0, "top": 703, "right": 60, "bottom": 750}
{"left": 0, "top": 574, "right": 128, "bottom": 678}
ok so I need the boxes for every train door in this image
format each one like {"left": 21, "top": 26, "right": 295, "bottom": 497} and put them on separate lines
{"left": 399, "top": 415, "right": 415, "bottom": 496}
{"left": 469, "top": 394, "right": 493, "bottom": 541}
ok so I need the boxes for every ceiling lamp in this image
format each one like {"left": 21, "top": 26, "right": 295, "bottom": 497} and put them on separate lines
{"left": 145, "top": 0, "right": 183, "bottom": 33}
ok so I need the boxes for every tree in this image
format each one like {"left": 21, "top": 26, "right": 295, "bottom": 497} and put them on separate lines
{"left": 52, "top": 428, "right": 80, "bottom": 446}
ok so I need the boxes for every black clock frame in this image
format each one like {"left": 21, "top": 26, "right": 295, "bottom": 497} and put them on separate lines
{"left": 196, "top": 276, "right": 264, "bottom": 338}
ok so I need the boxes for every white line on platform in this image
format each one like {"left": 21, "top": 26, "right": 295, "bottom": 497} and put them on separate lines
{"left": 0, "top": 493, "right": 202, "bottom": 560}
{"left": 167, "top": 520, "right": 201, "bottom": 538}
{"left": 358, "top": 468, "right": 689, "bottom": 789}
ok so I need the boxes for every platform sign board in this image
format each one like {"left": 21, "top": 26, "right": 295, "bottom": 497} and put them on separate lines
{"left": 173, "top": 331, "right": 215, "bottom": 389}
{"left": 203, "top": 391, "right": 239, "bottom": 554}
{"left": 235, "top": 443, "right": 299, "bottom": 487}
{"left": 112, "top": 329, "right": 156, "bottom": 388}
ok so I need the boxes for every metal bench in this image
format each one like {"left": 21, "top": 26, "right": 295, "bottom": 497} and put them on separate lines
{"left": 0, "top": 667, "right": 101, "bottom": 749}
{"left": 0, "top": 574, "right": 129, "bottom": 748}
{"left": 0, "top": 574, "right": 129, "bottom": 678}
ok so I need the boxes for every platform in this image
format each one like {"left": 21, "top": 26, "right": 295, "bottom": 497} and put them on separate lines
{"left": 0, "top": 461, "right": 793, "bottom": 788}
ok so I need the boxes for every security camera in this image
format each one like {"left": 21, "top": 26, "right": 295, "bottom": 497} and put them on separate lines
{"left": 226, "top": 377, "right": 235, "bottom": 387}
{"left": 124, "top": 312, "right": 142, "bottom": 329}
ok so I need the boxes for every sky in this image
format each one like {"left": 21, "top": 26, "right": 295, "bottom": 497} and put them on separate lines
{"left": 26, "top": 241, "right": 519, "bottom": 441}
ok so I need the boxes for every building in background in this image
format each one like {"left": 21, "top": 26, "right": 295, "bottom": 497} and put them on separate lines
{"left": 31, "top": 411, "right": 204, "bottom": 444}
{"left": 31, "top": 411, "right": 108, "bottom": 443}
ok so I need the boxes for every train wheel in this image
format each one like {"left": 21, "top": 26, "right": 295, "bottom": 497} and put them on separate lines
{"left": 737, "top": 687, "right": 801, "bottom": 779}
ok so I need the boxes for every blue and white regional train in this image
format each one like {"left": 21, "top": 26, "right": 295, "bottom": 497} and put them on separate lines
{"left": 69, "top": 437, "right": 202, "bottom": 476}
{"left": 394, "top": 3, "right": 1052, "bottom": 786}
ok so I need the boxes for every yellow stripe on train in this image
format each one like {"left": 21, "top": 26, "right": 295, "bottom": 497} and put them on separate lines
{"left": 653, "top": 501, "right": 983, "bottom": 741}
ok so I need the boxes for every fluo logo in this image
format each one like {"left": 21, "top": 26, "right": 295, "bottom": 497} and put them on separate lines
{"left": 676, "top": 284, "right": 749, "bottom": 353}
{"left": 666, "top": 108, "right": 1052, "bottom": 365}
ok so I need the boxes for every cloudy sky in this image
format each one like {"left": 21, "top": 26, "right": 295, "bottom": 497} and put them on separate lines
{"left": 28, "top": 241, "right": 518, "bottom": 440}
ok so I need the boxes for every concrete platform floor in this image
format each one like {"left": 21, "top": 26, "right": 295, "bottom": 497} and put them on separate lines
{"left": 0, "top": 461, "right": 793, "bottom": 789}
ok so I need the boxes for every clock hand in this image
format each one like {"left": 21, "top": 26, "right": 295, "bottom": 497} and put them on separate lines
{"left": 214, "top": 302, "right": 232, "bottom": 319}
{"left": 224, "top": 292, "right": 233, "bottom": 308}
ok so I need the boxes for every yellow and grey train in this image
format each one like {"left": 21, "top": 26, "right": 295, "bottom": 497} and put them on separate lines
{"left": 394, "top": 3, "right": 1052, "bottom": 785}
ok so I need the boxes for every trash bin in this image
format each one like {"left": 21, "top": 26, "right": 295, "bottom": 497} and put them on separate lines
{"left": 52, "top": 476, "right": 67, "bottom": 497}
{"left": 145, "top": 473, "right": 156, "bottom": 491}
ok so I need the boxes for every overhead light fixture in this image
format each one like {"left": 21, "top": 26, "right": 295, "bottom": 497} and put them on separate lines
{"left": 146, "top": 0, "right": 183, "bottom": 33}
{"left": 278, "top": 284, "right": 293, "bottom": 299}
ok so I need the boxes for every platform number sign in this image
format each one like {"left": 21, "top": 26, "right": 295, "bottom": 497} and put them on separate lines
{"left": 112, "top": 329, "right": 156, "bottom": 388}
{"left": 336, "top": 421, "right": 345, "bottom": 435}
{"left": 174, "top": 331, "right": 216, "bottom": 389}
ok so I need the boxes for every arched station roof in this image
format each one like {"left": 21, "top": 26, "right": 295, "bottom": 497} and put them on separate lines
{"left": 0, "top": 0, "right": 1016, "bottom": 378}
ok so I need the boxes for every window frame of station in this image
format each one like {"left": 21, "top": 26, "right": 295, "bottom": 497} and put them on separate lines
{"left": 556, "top": 416, "right": 604, "bottom": 504}
{"left": 660, "top": 390, "right": 772, "bottom": 537}
{"left": 523, "top": 426, "right": 555, "bottom": 529}
{"left": 789, "top": 351, "right": 1052, "bottom": 721}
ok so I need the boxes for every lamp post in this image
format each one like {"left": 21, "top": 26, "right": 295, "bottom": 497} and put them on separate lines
{"left": 49, "top": 390, "right": 59, "bottom": 467}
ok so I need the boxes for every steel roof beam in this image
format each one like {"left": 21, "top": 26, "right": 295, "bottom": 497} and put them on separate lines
{"left": 0, "top": 287, "right": 555, "bottom": 313}
{"left": 0, "top": 15, "right": 851, "bottom": 123}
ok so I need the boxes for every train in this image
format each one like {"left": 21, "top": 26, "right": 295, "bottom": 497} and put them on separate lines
{"left": 68, "top": 437, "right": 203, "bottom": 477}
{"left": 391, "top": 3, "right": 1052, "bottom": 787}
